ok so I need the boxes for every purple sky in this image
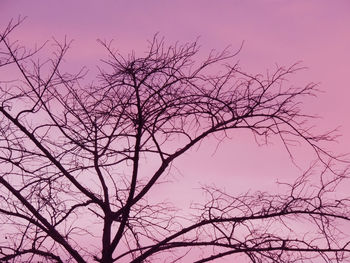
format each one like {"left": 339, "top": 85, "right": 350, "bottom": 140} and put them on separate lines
{"left": 1, "top": 0, "right": 350, "bottom": 222}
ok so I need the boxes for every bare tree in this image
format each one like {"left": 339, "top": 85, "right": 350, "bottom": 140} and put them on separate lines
{"left": 0, "top": 18, "right": 349, "bottom": 263}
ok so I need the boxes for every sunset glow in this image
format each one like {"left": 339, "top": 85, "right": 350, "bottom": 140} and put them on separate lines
{"left": 1, "top": 1, "right": 350, "bottom": 262}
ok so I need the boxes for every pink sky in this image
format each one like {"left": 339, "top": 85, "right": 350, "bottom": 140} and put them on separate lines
{"left": 1, "top": 0, "right": 349, "bottom": 207}
{"left": 1, "top": 1, "right": 350, "bottom": 261}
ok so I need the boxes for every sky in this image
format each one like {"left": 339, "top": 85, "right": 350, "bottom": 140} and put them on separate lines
{"left": 1, "top": 0, "right": 350, "bottom": 260}
{"left": 1, "top": 0, "right": 350, "bottom": 200}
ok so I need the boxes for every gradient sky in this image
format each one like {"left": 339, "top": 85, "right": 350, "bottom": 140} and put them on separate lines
{"left": 1, "top": 0, "right": 350, "bottom": 240}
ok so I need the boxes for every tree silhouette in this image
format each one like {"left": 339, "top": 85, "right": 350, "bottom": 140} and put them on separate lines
{"left": 0, "top": 18, "right": 349, "bottom": 263}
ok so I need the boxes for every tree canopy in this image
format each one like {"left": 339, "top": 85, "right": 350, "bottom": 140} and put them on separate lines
{"left": 0, "top": 18, "right": 349, "bottom": 263}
